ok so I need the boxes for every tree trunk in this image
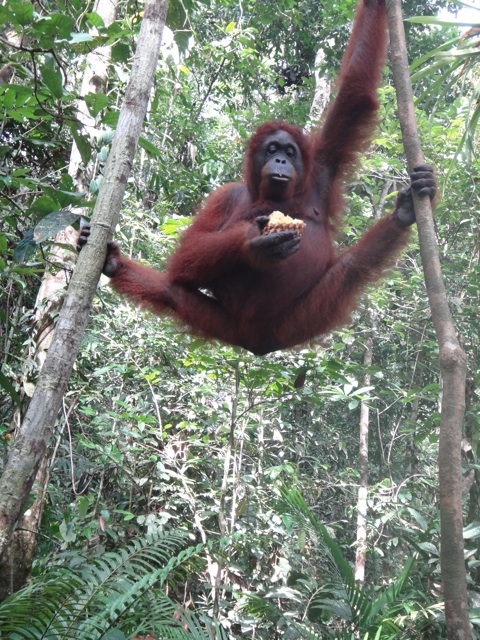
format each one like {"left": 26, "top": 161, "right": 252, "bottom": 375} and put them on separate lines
{"left": 355, "top": 336, "right": 372, "bottom": 583}
{"left": 0, "top": 0, "right": 169, "bottom": 564}
{"left": 0, "top": 458, "right": 47, "bottom": 599}
{"left": 0, "top": 0, "right": 120, "bottom": 598}
{"left": 215, "top": 366, "right": 240, "bottom": 617}
{"left": 386, "top": 1, "right": 470, "bottom": 638}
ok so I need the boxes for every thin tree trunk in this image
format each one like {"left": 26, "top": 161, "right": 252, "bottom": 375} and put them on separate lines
{"left": 214, "top": 366, "right": 240, "bottom": 617}
{"left": 0, "top": 0, "right": 168, "bottom": 563}
{"left": 308, "top": 49, "right": 332, "bottom": 126}
{"left": 355, "top": 336, "right": 372, "bottom": 583}
{"left": 386, "top": 2, "right": 470, "bottom": 638}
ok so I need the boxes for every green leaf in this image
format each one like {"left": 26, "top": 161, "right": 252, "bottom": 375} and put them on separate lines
{"left": 0, "top": 7, "right": 14, "bottom": 24}
{"left": 0, "top": 371, "right": 20, "bottom": 406}
{"left": 34, "top": 210, "right": 80, "bottom": 243}
{"left": 111, "top": 42, "right": 130, "bottom": 62}
{"left": 77, "top": 496, "right": 90, "bottom": 518}
{"left": 84, "top": 92, "right": 109, "bottom": 117}
{"left": 407, "top": 16, "right": 480, "bottom": 27}
{"left": 102, "top": 110, "right": 119, "bottom": 127}
{"left": 70, "top": 126, "right": 92, "bottom": 165}
{"left": 98, "top": 146, "right": 109, "bottom": 163}
{"left": 40, "top": 54, "right": 63, "bottom": 99}
{"left": 407, "top": 507, "right": 427, "bottom": 531}
{"left": 14, "top": 230, "right": 36, "bottom": 263}
{"left": 36, "top": 13, "right": 74, "bottom": 38}
{"left": 59, "top": 519, "right": 77, "bottom": 542}
{"left": 174, "top": 30, "right": 192, "bottom": 54}
{"left": 418, "top": 542, "right": 438, "bottom": 555}
{"left": 138, "top": 137, "right": 162, "bottom": 157}
{"left": 10, "top": 0, "right": 33, "bottom": 25}
{"left": 2, "top": 87, "right": 16, "bottom": 110}
{"left": 27, "top": 195, "right": 58, "bottom": 217}
{"left": 464, "top": 522, "right": 480, "bottom": 540}
{"left": 86, "top": 11, "right": 105, "bottom": 28}
{"left": 90, "top": 177, "right": 102, "bottom": 194}
{"left": 70, "top": 32, "right": 94, "bottom": 44}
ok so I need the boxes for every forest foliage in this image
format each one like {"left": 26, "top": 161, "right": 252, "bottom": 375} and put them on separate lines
{"left": 1, "top": 0, "right": 480, "bottom": 638}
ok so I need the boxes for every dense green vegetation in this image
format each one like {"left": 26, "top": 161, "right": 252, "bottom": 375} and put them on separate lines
{"left": 1, "top": 0, "right": 480, "bottom": 637}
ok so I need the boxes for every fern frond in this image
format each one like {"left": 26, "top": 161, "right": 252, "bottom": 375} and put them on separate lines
{"left": 0, "top": 531, "right": 222, "bottom": 640}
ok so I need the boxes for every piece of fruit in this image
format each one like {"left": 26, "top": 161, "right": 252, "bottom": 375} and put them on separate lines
{"left": 263, "top": 210, "right": 305, "bottom": 235}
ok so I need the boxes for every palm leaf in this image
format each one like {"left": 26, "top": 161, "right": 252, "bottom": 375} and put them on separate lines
{"left": 408, "top": 7, "right": 480, "bottom": 149}
{"left": 277, "top": 485, "right": 415, "bottom": 637}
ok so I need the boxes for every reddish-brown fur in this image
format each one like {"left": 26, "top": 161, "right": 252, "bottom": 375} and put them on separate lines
{"left": 106, "top": 0, "right": 410, "bottom": 355}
